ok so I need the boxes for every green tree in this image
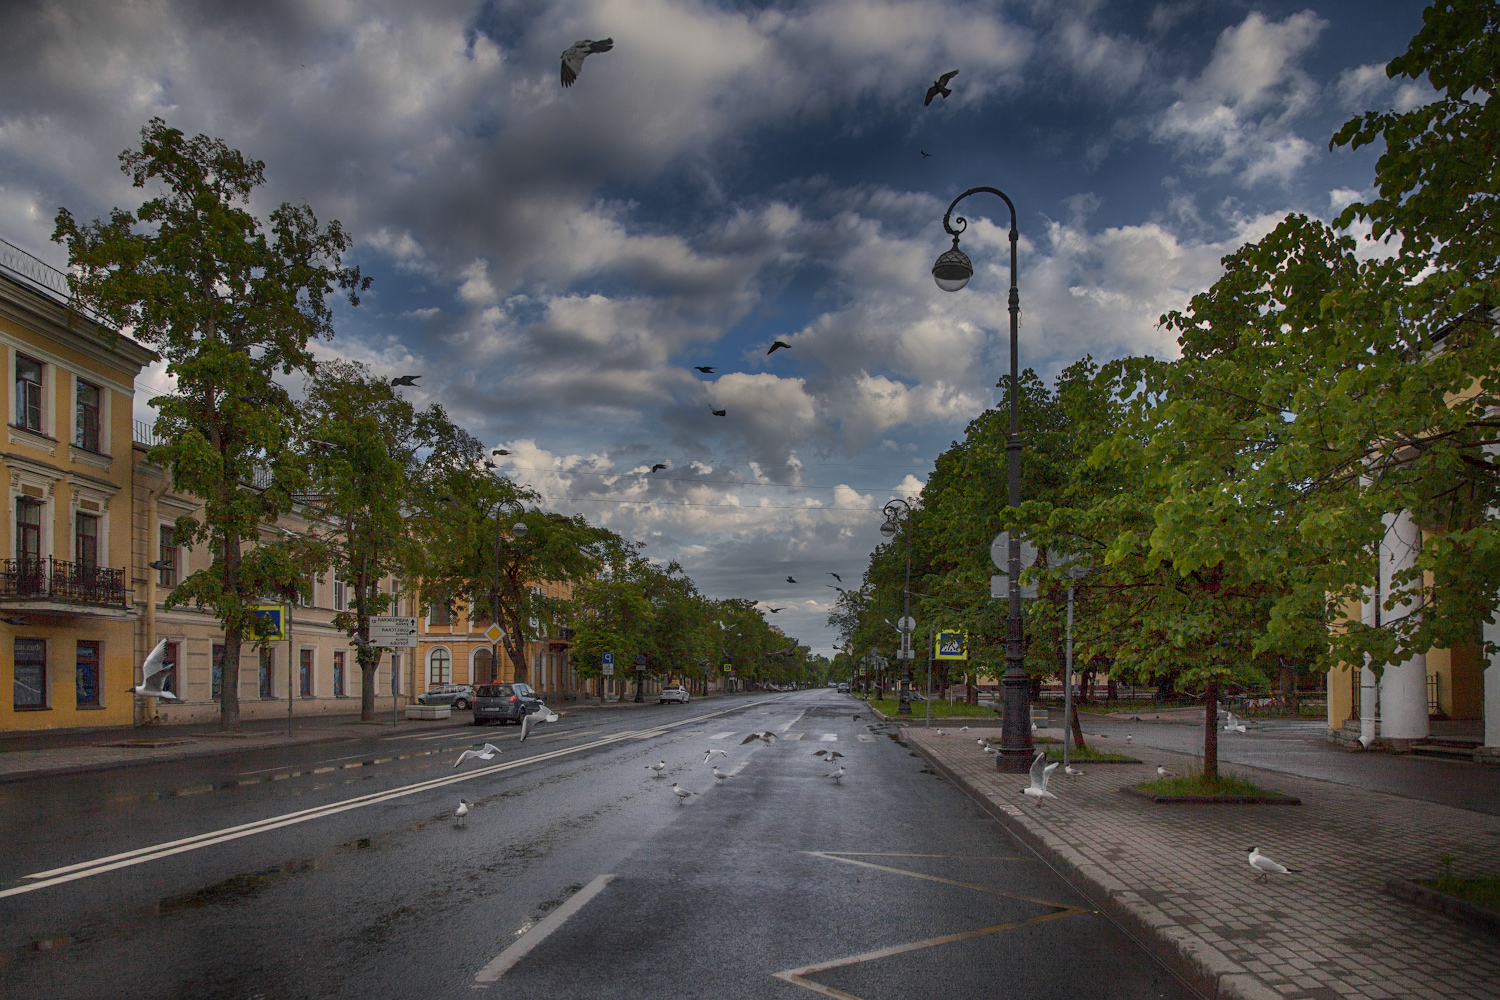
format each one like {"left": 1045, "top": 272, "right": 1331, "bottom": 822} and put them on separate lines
{"left": 54, "top": 119, "right": 368, "bottom": 729}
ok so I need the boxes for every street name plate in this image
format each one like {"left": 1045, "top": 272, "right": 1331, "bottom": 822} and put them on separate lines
{"left": 370, "top": 616, "right": 419, "bottom": 647}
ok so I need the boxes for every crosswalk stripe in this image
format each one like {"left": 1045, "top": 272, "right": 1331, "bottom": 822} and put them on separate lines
{"left": 783, "top": 733, "right": 805, "bottom": 741}
{"left": 819, "top": 734, "right": 838, "bottom": 742}
{"left": 709, "top": 732, "right": 734, "bottom": 740}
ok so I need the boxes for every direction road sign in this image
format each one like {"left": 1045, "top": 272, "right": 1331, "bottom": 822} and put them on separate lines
{"left": 370, "top": 616, "right": 418, "bottom": 648}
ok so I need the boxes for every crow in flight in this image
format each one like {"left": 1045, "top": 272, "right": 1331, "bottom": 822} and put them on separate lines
{"left": 766, "top": 606, "right": 783, "bottom": 613}
{"left": 650, "top": 463, "right": 668, "bottom": 473}
{"left": 767, "top": 341, "right": 791, "bottom": 354}
{"left": 828, "top": 572, "right": 841, "bottom": 582}
{"left": 561, "top": 38, "right": 613, "bottom": 87}
{"left": 492, "top": 448, "right": 510, "bottom": 457}
{"left": 391, "top": 375, "right": 420, "bottom": 386}
{"left": 786, "top": 576, "right": 797, "bottom": 584}
{"left": 924, "top": 70, "right": 958, "bottom": 105}
{"left": 711, "top": 408, "right": 726, "bottom": 417}
{"left": 920, "top": 151, "right": 932, "bottom": 158}
{"left": 695, "top": 366, "right": 715, "bottom": 373}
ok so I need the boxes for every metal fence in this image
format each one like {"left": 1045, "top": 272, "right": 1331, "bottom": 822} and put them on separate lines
{"left": 133, "top": 419, "right": 161, "bottom": 448}
{"left": 0, "top": 557, "right": 128, "bottom": 607}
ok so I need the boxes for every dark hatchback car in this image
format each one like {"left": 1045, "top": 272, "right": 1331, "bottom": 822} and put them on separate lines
{"left": 472, "top": 682, "right": 544, "bottom": 725}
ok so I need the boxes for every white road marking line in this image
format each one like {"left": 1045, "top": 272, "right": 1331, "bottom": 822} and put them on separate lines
{"left": 236, "top": 751, "right": 371, "bottom": 775}
{"left": 782, "top": 733, "right": 805, "bottom": 741}
{"left": 727, "top": 761, "right": 749, "bottom": 776}
{"left": 819, "top": 734, "right": 838, "bottom": 742}
{"left": 778, "top": 712, "right": 806, "bottom": 732}
{"left": 858, "top": 735, "right": 875, "bottom": 743}
{"left": 709, "top": 732, "right": 734, "bottom": 740}
{"left": 474, "top": 874, "right": 616, "bottom": 982}
{"left": 8, "top": 702, "right": 765, "bottom": 898}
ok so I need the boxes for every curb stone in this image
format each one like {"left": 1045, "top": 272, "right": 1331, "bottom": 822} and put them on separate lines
{"left": 908, "top": 731, "right": 1278, "bottom": 1000}
{"left": 1385, "top": 877, "right": 1500, "bottom": 936}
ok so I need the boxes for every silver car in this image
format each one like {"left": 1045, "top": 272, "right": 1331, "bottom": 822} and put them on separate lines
{"left": 417, "top": 683, "right": 476, "bottom": 710}
{"left": 658, "top": 684, "right": 690, "bottom": 704}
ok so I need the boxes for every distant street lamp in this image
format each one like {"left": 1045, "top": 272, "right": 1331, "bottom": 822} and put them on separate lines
{"left": 881, "top": 499, "right": 914, "bottom": 715}
{"left": 932, "top": 186, "right": 1033, "bottom": 772}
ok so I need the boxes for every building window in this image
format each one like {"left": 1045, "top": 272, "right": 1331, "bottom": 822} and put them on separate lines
{"left": 429, "top": 591, "right": 451, "bottom": 626}
{"left": 429, "top": 647, "right": 451, "bottom": 686}
{"left": 158, "top": 526, "right": 178, "bottom": 587}
{"left": 15, "top": 356, "right": 43, "bottom": 432}
{"left": 300, "top": 648, "right": 314, "bottom": 697}
{"left": 332, "top": 570, "right": 345, "bottom": 611}
{"left": 16, "top": 498, "right": 42, "bottom": 562}
{"left": 212, "top": 643, "right": 225, "bottom": 700}
{"left": 76, "top": 641, "right": 100, "bottom": 706}
{"left": 161, "top": 641, "right": 178, "bottom": 697}
{"left": 75, "top": 512, "right": 99, "bottom": 570}
{"left": 474, "top": 647, "right": 494, "bottom": 684}
{"left": 259, "top": 646, "right": 274, "bottom": 698}
{"left": 75, "top": 380, "right": 101, "bottom": 452}
{"left": 14, "top": 637, "right": 45, "bottom": 708}
{"left": 333, "top": 651, "right": 346, "bottom": 696}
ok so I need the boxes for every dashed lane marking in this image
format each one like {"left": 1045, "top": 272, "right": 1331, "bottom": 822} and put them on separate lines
{"left": 727, "top": 761, "right": 749, "bottom": 776}
{"left": 709, "top": 732, "right": 734, "bottom": 740}
{"left": 783, "top": 733, "right": 805, "bottom": 741}
{"left": 819, "top": 734, "right": 838, "bottom": 742}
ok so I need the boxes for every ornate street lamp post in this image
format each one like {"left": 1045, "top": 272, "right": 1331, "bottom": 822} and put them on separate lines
{"left": 881, "top": 499, "right": 914, "bottom": 715}
{"left": 931, "top": 186, "right": 1033, "bottom": 772}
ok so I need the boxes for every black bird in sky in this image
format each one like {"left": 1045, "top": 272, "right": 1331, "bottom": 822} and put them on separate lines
{"left": 920, "top": 151, "right": 932, "bottom": 158}
{"left": 492, "top": 449, "right": 510, "bottom": 456}
{"left": 766, "top": 606, "right": 784, "bottom": 613}
{"left": 711, "top": 408, "right": 726, "bottom": 416}
{"left": 561, "top": 38, "right": 613, "bottom": 88}
{"left": 650, "top": 463, "right": 668, "bottom": 473}
{"left": 767, "top": 341, "right": 791, "bottom": 354}
{"left": 390, "top": 375, "right": 420, "bottom": 386}
{"left": 829, "top": 572, "right": 842, "bottom": 582}
{"left": 695, "top": 366, "right": 715, "bottom": 373}
{"left": 786, "top": 576, "right": 797, "bottom": 584}
{"left": 924, "top": 70, "right": 959, "bottom": 105}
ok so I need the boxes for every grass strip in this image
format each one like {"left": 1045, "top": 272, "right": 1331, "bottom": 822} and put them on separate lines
{"left": 1419, "top": 876, "right": 1500, "bottom": 912}
{"left": 1136, "top": 772, "right": 1285, "bottom": 798}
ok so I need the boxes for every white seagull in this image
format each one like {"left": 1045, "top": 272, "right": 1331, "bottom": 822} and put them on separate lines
{"left": 1247, "top": 846, "right": 1300, "bottom": 883}
{"left": 712, "top": 766, "right": 728, "bottom": 782}
{"left": 1022, "top": 750, "right": 1058, "bottom": 802}
{"left": 560, "top": 38, "right": 613, "bottom": 87}
{"left": 455, "top": 799, "right": 470, "bottom": 827}
{"left": 702, "top": 748, "right": 728, "bottom": 765}
{"left": 958, "top": 726, "right": 970, "bottom": 732}
{"left": 646, "top": 759, "right": 667, "bottom": 777}
{"left": 1156, "top": 765, "right": 1175, "bottom": 778}
{"left": 1064, "top": 764, "right": 1084, "bottom": 776}
{"left": 741, "top": 731, "right": 778, "bottom": 745}
{"left": 453, "top": 744, "right": 503, "bottom": 768}
{"left": 671, "top": 782, "right": 694, "bottom": 804}
{"left": 130, "top": 638, "right": 177, "bottom": 700}
{"left": 1124, "top": 734, "right": 1134, "bottom": 744}
{"left": 519, "top": 703, "right": 560, "bottom": 742}
{"left": 1222, "top": 712, "right": 1247, "bottom": 734}
{"left": 825, "top": 765, "right": 846, "bottom": 783}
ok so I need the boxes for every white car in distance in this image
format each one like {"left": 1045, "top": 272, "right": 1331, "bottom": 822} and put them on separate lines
{"left": 658, "top": 685, "right": 691, "bottom": 704}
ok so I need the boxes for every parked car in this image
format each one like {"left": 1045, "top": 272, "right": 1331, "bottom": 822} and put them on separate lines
{"left": 418, "top": 683, "right": 476, "bottom": 710}
{"left": 658, "top": 684, "right": 690, "bottom": 704}
{"left": 837, "top": 682, "right": 850, "bottom": 693}
{"left": 471, "top": 682, "right": 545, "bottom": 725}
{"left": 827, "top": 681, "right": 838, "bottom": 688}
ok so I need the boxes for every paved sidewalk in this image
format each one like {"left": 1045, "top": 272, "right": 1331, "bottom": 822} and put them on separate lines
{"left": 905, "top": 728, "right": 1500, "bottom": 1000}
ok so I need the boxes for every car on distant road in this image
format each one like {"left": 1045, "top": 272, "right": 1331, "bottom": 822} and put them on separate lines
{"left": 827, "top": 681, "right": 838, "bottom": 688}
{"left": 837, "top": 682, "right": 850, "bottom": 693}
{"left": 471, "top": 682, "right": 545, "bottom": 725}
{"left": 658, "top": 684, "right": 691, "bottom": 704}
{"left": 418, "top": 683, "right": 476, "bottom": 710}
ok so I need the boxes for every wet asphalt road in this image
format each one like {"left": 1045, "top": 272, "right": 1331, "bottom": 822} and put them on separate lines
{"left": 1, "top": 690, "right": 1193, "bottom": 1000}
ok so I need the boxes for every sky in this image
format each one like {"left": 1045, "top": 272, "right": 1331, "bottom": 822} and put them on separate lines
{"left": 0, "top": 0, "right": 1433, "bottom": 655}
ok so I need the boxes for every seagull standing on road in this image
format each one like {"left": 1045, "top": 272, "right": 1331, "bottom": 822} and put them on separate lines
{"left": 520, "top": 703, "right": 560, "bottom": 742}
{"left": 455, "top": 799, "right": 470, "bottom": 827}
{"left": 671, "top": 783, "right": 694, "bottom": 804}
{"left": 1247, "top": 847, "right": 1300, "bottom": 883}
{"left": 453, "top": 744, "right": 503, "bottom": 767}
{"left": 560, "top": 38, "right": 613, "bottom": 87}
{"left": 703, "top": 748, "right": 728, "bottom": 765}
{"left": 1124, "top": 734, "right": 1134, "bottom": 744}
{"left": 131, "top": 638, "right": 177, "bottom": 700}
{"left": 646, "top": 759, "right": 667, "bottom": 777}
{"left": 1064, "top": 764, "right": 1084, "bottom": 776}
{"left": 712, "top": 765, "right": 728, "bottom": 782}
{"left": 1022, "top": 751, "right": 1058, "bottom": 802}
{"left": 1156, "top": 764, "right": 1175, "bottom": 778}
{"left": 825, "top": 764, "right": 846, "bottom": 783}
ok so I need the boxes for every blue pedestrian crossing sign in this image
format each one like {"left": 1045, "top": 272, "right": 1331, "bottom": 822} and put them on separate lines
{"left": 251, "top": 605, "right": 287, "bottom": 641}
{"left": 935, "top": 630, "right": 969, "bottom": 661}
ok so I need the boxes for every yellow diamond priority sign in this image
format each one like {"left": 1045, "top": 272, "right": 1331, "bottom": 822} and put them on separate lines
{"left": 484, "top": 624, "right": 505, "bottom": 643}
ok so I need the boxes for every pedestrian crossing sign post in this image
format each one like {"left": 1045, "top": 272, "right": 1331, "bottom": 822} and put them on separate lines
{"left": 251, "top": 605, "right": 287, "bottom": 641}
{"left": 935, "top": 629, "right": 968, "bottom": 660}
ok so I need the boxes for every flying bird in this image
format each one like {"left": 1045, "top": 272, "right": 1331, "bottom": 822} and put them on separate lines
{"left": 712, "top": 765, "right": 729, "bottom": 781}
{"left": 741, "top": 731, "right": 778, "bottom": 745}
{"left": 766, "top": 341, "right": 791, "bottom": 354}
{"left": 825, "top": 765, "right": 846, "bottom": 783}
{"left": 130, "top": 638, "right": 177, "bottom": 700}
{"left": 786, "top": 576, "right": 798, "bottom": 584}
{"left": 455, "top": 799, "right": 470, "bottom": 827}
{"left": 671, "top": 782, "right": 694, "bottom": 804}
{"left": 924, "top": 69, "right": 959, "bottom": 105}
{"left": 1222, "top": 712, "right": 1247, "bottom": 734}
{"left": 492, "top": 448, "right": 510, "bottom": 457}
{"left": 711, "top": 408, "right": 726, "bottom": 417}
{"left": 1156, "top": 765, "right": 1175, "bottom": 778}
{"left": 650, "top": 463, "right": 668, "bottom": 473}
{"left": 828, "top": 573, "right": 841, "bottom": 582}
{"left": 812, "top": 749, "right": 844, "bottom": 760}
{"left": 920, "top": 150, "right": 932, "bottom": 158}
{"left": 1022, "top": 750, "right": 1058, "bottom": 802}
{"left": 560, "top": 38, "right": 613, "bottom": 88}
{"left": 694, "top": 366, "right": 715, "bottom": 373}
{"left": 453, "top": 744, "right": 503, "bottom": 768}
{"left": 1064, "top": 764, "right": 1085, "bottom": 776}
{"left": 1247, "top": 846, "right": 1300, "bottom": 883}
{"left": 646, "top": 759, "right": 667, "bottom": 777}
{"left": 519, "top": 703, "right": 559, "bottom": 741}
{"left": 390, "top": 375, "right": 420, "bottom": 387}
{"left": 703, "top": 748, "right": 728, "bottom": 765}
{"left": 958, "top": 726, "right": 969, "bottom": 732}
{"left": 766, "top": 607, "right": 783, "bottom": 614}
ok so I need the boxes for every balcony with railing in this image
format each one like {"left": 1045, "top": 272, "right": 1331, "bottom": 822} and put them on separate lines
{"left": 0, "top": 557, "right": 131, "bottom": 615}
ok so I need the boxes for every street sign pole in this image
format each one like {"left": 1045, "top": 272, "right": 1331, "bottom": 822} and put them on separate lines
{"left": 287, "top": 604, "right": 294, "bottom": 737}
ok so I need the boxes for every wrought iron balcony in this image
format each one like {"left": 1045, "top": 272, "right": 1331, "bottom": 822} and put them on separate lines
{"left": 1, "top": 557, "right": 129, "bottom": 608}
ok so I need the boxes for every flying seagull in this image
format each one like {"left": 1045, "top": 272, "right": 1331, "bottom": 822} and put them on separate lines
{"left": 812, "top": 749, "right": 844, "bottom": 760}
{"left": 825, "top": 764, "right": 846, "bottom": 783}
{"left": 453, "top": 743, "right": 503, "bottom": 767}
{"left": 711, "top": 408, "right": 726, "bottom": 417}
{"left": 1022, "top": 750, "right": 1058, "bottom": 802}
{"left": 703, "top": 747, "right": 728, "bottom": 765}
{"left": 694, "top": 366, "right": 715, "bottom": 373}
{"left": 560, "top": 38, "right": 613, "bottom": 88}
{"left": 130, "top": 638, "right": 177, "bottom": 700}
{"left": 671, "top": 782, "right": 694, "bottom": 804}
{"left": 712, "top": 765, "right": 729, "bottom": 781}
{"left": 920, "top": 150, "right": 932, "bottom": 157}
{"left": 646, "top": 759, "right": 667, "bottom": 777}
{"left": 650, "top": 463, "right": 668, "bottom": 473}
{"left": 455, "top": 799, "right": 470, "bottom": 827}
{"left": 1222, "top": 712, "right": 1247, "bottom": 734}
{"left": 146, "top": 559, "right": 173, "bottom": 571}
{"left": 958, "top": 726, "right": 969, "bottom": 732}
{"left": 390, "top": 375, "right": 420, "bottom": 387}
{"left": 741, "top": 731, "right": 778, "bottom": 745}
{"left": 828, "top": 572, "right": 841, "bottom": 582}
{"left": 767, "top": 341, "right": 791, "bottom": 354}
{"left": 1064, "top": 764, "right": 1085, "bottom": 776}
{"left": 1156, "top": 765, "right": 1175, "bottom": 778}
{"left": 1247, "top": 846, "right": 1300, "bottom": 883}
{"left": 519, "top": 703, "right": 559, "bottom": 741}
{"left": 924, "top": 69, "right": 959, "bottom": 105}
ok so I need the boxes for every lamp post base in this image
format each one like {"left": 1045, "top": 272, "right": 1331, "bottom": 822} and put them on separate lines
{"left": 995, "top": 661, "right": 1034, "bottom": 772}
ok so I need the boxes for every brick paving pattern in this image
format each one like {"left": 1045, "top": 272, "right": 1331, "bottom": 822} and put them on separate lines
{"left": 906, "top": 728, "right": 1500, "bottom": 1000}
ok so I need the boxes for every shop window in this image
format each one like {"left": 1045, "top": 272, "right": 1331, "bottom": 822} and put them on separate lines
{"left": 76, "top": 641, "right": 100, "bottom": 706}
{"left": 76, "top": 380, "right": 101, "bottom": 452}
{"left": 14, "top": 637, "right": 45, "bottom": 708}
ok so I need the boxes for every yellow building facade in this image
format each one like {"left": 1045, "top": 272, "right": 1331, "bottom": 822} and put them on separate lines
{"left": 413, "top": 579, "right": 583, "bottom": 700}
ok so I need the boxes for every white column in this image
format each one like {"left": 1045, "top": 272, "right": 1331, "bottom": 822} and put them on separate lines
{"left": 1359, "top": 580, "right": 1378, "bottom": 749}
{"left": 1485, "top": 618, "right": 1500, "bottom": 748}
{"left": 1379, "top": 510, "right": 1429, "bottom": 741}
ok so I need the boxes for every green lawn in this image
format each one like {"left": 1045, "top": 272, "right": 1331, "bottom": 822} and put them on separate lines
{"left": 1420, "top": 876, "right": 1500, "bottom": 911}
{"left": 870, "top": 699, "right": 996, "bottom": 719}
{"left": 1136, "top": 771, "right": 1286, "bottom": 797}
{"left": 983, "top": 735, "right": 1137, "bottom": 762}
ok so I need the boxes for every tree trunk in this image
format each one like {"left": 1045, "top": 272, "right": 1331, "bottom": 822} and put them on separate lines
{"left": 1070, "top": 698, "right": 1087, "bottom": 750}
{"left": 218, "top": 529, "right": 242, "bottom": 730}
{"left": 358, "top": 554, "right": 375, "bottom": 721}
{"left": 1204, "top": 680, "right": 1219, "bottom": 779}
